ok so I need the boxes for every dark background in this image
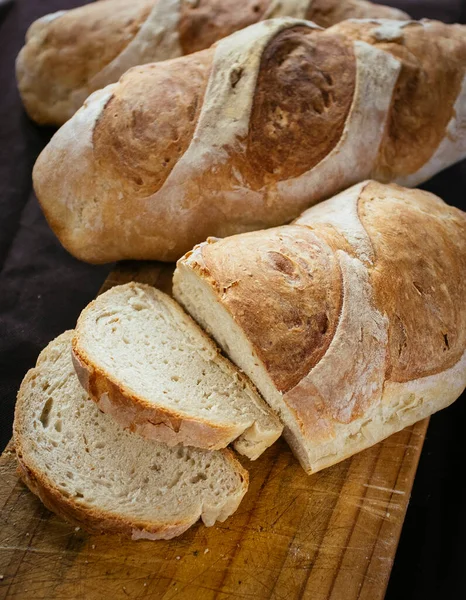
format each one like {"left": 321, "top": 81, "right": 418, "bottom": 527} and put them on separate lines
{"left": 0, "top": 1, "right": 465, "bottom": 598}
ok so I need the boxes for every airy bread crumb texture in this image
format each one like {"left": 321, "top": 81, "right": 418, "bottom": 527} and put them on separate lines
{"left": 73, "top": 283, "right": 282, "bottom": 459}
{"left": 14, "top": 331, "right": 249, "bottom": 539}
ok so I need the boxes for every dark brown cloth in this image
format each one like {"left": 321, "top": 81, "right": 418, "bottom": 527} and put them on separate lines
{"left": 0, "top": 2, "right": 465, "bottom": 598}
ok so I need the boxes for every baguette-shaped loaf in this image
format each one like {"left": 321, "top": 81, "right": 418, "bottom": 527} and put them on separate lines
{"left": 72, "top": 283, "right": 282, "bottom": 459}
{"left": 17, "top": 0, "right": 408, "bottom": 125}
{"left": 14, "top": 331, "right": 249, "bottom": 539}
{"left": 33, "top": 18, "right": 466, "bottom": 264}
{"left": 173, "top": 182, "right": 466, "bottom": 474}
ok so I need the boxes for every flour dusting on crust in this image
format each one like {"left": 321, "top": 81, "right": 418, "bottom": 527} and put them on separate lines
{"left": 263, "top": 0, "right": 312, "bottom": 19}
{"left": 89, "top": 0, "right": 183, "bottom": 92}
{"left": 296, "top": 181, "right": 375, "bottom": 264}
{"left": 372, "top": 19, "right": 418, "bottom": 41}
{"left": 284, "top": 250, "right": 388, "bottom": 434}
{"left": 164, "top": 18, "right": 319, "bottom": 174}
{"left": 277, "top": 41, "right": 401, "bottom": 203}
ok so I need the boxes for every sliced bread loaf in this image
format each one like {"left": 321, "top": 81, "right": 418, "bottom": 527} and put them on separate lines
{"left": 173, "top": 182, "right": 466, "bottom": 474}
{"left": 72, "top": 283, "right": 282, "bottom": 460}
{"left": 14, "top": 331, "right": 249, "bottom": 540}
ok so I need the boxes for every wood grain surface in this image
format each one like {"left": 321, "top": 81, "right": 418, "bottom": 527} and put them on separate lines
{"left": 0, "top": 262, "right": 430, "bottom": 600}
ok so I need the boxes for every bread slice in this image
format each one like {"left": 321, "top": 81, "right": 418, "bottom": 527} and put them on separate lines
{"left": 72, "top": 283, "right": 282, "bottom": 460}
{"left": 14, "top": 331, "right": 249, "bottom": 540}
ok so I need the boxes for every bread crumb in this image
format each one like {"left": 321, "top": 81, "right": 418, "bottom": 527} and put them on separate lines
{"left": 25, "top": 533, "right": 30, "bottom": 536}
{"left": 75, "top": 527, "right": 80, "bottom": 531}
{"left": 0, "top": 575, "right": 4, "bottom": 580}
{"left": 176, "top": 556, "right": 181, "bottom": 560}
{"left": 144, "top": 583, "right": 147, "bottom": 587}
{"left": 91, "top": 544, "right": 96, "bottom": 549}
{"left": 204, "top": 548, "right": 209, "bottom": 554}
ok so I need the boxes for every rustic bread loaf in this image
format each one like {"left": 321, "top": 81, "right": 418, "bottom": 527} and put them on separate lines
{"left": 173, "top": 181, "right": 466, "bottom": 474}
{"left": 17, "top": 0, "right": 408, "bottom": 125}
{"left": 33, "top": 18, "right": 466, "bottom": 263}
{"left": 72, "top": 283, "right": 282, "bottom": 460}
{"left": 14, "top": 331, "right": 249, "bottom": 539}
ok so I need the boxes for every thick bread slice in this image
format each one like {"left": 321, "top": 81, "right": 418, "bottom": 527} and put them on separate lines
{"left": 14, "top": 331, "right": 249, "bottom": 540}
{"left": 72, "top": 283, "right": 282, "bottom": 460}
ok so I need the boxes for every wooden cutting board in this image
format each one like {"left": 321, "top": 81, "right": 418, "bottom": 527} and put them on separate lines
{"left": 0, "top": 262, "right": 429, "bottom": 600}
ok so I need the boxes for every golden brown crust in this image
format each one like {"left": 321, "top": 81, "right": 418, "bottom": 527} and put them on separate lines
{"left": 245, "top": 27, "right": 355, "bottom": 184}
{"left": 184, "top": 183, "right": 466, "bottom": 395}
{"left": 90, "top": 25, "right": 357, "bottom": 197}
{"left": 17, "top": 0, "right": 153, "bottom": 124}
{"left": 33, "top": 19, "right": 466, "bottom": 264}
{"left": 92, "top": 51, "right": 212, "bottom": 198}
{"left": 306, "top": 0, "right": 409, "bottom": 27}
{"left": 199, "top": 226, "right": 343, "bottom": 392}
{"left": 359, "top": 181, "right": 466, "bottom": 382}
{"left": 329, "top": 20, "right": 466, "bottom": 180}
{"left": 17, "top": 0, "right": 409, "bottom": 125}
{"left": 175, "top": 182, "right": 466, "bottom": 473}
{"left": 178, "top": 0, "right": 270, "bottom": 55}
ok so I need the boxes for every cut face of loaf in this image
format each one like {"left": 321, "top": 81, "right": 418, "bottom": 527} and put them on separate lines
{"left": 16, "top": 0, "right": 409, "bottom": 125}
{"left": 173, "top": 181, "right": 466, "bottom": 474}
{"left": 14, "top": 331, "right": 249, "bottom": 539}
{"left": 33, "top": 18, "right": 466, "bottom": 263}
{"left": 72, "top": 283, "right": 282, "bottom": 460}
